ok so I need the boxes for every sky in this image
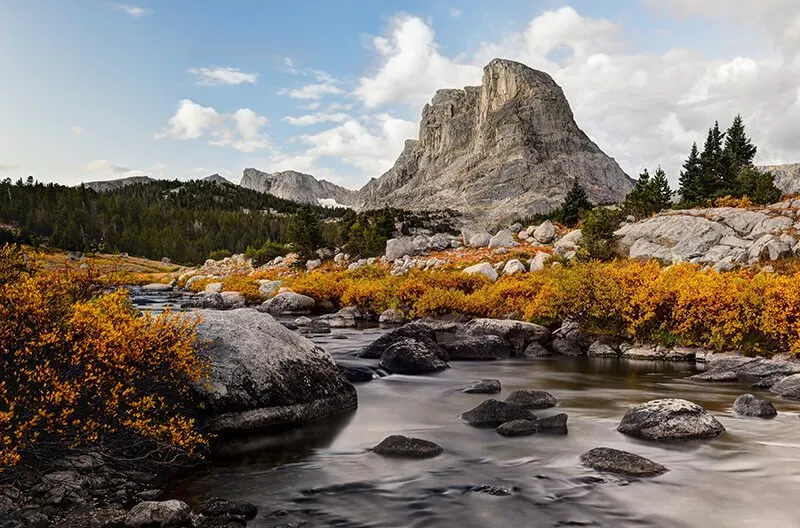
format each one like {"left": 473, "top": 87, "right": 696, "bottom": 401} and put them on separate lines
{"left": 2, "top": 0, "right": 800, "bottom": 189}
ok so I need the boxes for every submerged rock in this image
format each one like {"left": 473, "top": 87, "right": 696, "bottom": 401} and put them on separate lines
{"left": 372, "top": 435, "right": 443, "bottom": 458}
{"left": 505, "top": 389, "right": 558, "bottom": 409}
{"left": 496, "top": 419, "right": 538, "bottom": 437}
{"left": 617, "top": 398, "right": 725, "bottom": 441}
{"left": 460, "top": 399, "right": 536, "bottom": 427}
{"left": 580, "top": 448, "right": 667, "bottom": 477}
{"left": 193, "top": 309, "right": 357, "bottom": 433}
{"left": 732, "top": 394, "right": 777, "bottom": 418}
{"left": 463, "top": 379, "right": 502, "bottom": 394}
{"left": 442, "top": 335, "right": 512, "bottom": 361}
{"left": 379, "top": 337, "right": 449, "bottom": 375}
{"left": 461, "top": 318, "right": 549, "bottom": 356}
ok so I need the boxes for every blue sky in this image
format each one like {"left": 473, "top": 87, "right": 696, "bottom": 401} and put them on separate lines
{"left": 1, "top": 0, "right": 798, "bottom": 188}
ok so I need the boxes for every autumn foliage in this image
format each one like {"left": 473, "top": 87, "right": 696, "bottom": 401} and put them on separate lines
{"left": 0, "top": 245, "right": 208, "bottom": 470}
{"left": 287, "top": 259, "right": 800, "bottom": 357}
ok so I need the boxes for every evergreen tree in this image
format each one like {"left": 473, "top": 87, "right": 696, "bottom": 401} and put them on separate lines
{"left": 699, "top": 121, "right": 725, "bottom": 198}
{"left": 678, "top": 142, "right": 704, "bottom": 205}
{"left": 651, "top": 166, "right": 673, "bottom": 211}
{"left": 560, "top": 179, "right": 592, "bottom": 227}
{"left": 736, "top": 167, "right": 782, "bottom": 205}
{"left": 723, "top": 114, "right": 757, "bottom": 170}
{"left": 287, "top": 205, "right": 323, "bottom": 262}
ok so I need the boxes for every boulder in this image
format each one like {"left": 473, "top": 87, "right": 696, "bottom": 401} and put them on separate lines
{"left": 305, "top": 259, "right": 322, "bottom": 271}
{"left": 587, "top": 341, "right": 619, "bottom": 358}
{"left": 554, "top": 230, "right": 583, "bottom": 255}
{"left": 461, "top": 318, "right": 549, "bottom": 356}
{"left": 181, "top": 292, "right": 224, "bottom": 310}
{"left": 467, "top": 231, "right": 492, "bottom": 248}
{"left": 220, "top": 291, "right": 246, "bottom": 309}
{"left": 691, "top": 356, "right": 800, "bottom": 387}
{"left": 141, "top": 283, "right": 173, "bottom": 292}
{"left": 732, "top": 394, "right": 777, "bottom": 418}
{"left": 428, "top": 233, "right": 452, "bottom": 251}
{"left": 496, "top": 419, "right": 538, "bottom": 437}
{"left": 505, "top": 389, "right": 558, "bottom": 409}
{"left": 441, "top": 335, "right": 511, "bottom": 361}
{"left": 379, "top": 337, "right": 450, "bottom": 375}
{"left": 460, "top": 399, "right": 536, "bottom": 427}
{"left": 488, "top": 229, "right": 517, "bottom": 249}
{"left": 259, "top": 292, "right": 316, "bottom": 315}
{"left": 371, "top": 435, "right": 443, "bottom": 458}
{"left": 385, "top": 237, "right": 417, "bottom": 261}
{"left": 258, "top": 280, "right": 282, "bottom": 298}
{"left": 192, "top": 309, "right": 357, "bottom": 433}
{"left": 580, "top": 448, "right": 667, "bottom": 477}
{"left": 770, "top": 373, "right": 800, "bottom": 400}
{"left": 359, "top": 322, "right": 443, "bottom": 359}
{"left": 617, "top": 398, "right": 725, "bottom": 441}
{"left": 533, "top": 220, "right": 557, "bottom": 244}
{"left": 315, "top": 310, "right": 357, "bottom": 328}
{"left": 124, "top": 500, "right": 191, "bottom": 528}
{"left": 204, "top": 282, "right": 223, "bottom": 294}
{"left": 462, "top": 262, "right": 498, "bottom": 281}
{"left": 523, "top": 341, "right": 553, "bottom": 358}
{"left": 379, "top": 308, "right": 406, "bottom": 325}
{"left": 463, "top": 379, "right": 502, "bottom": 394}
{"left": 508, "top": 222, "right": 523, "bottom": 233}
{"left": 533, "top": 413, "right": 568, "bottom": 434}
{"left": 529, "top": 251, "right": 550, "bottom": 272}
{"left": 200, "top": 498, "right": 257, "bottom": 520}
{"left": 503, "top": 259, "right": 527, "bottom": 275}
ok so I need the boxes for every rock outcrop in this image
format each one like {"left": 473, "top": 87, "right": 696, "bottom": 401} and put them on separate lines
{"left": 192, "top": 309, "right": 357, "bottom": 433}
{"left": 356, "top": 59, "right": 633, "bottom": 222}
{"left": 240, "top": 168, "right": 357, "bottom": 207}
{"left": 758, "top": 163, "right": 800, "bottom": 194}
{"left": 83, "top": 176, "right": 154, "bottom": 193}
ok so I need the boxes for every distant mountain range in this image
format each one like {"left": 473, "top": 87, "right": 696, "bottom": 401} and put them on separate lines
{"left": 83, "top": 174, "right": 233, "bottom": 193}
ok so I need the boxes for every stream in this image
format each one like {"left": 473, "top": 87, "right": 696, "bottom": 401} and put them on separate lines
{"left": 131, "top": 289, "right": 800, "bottom": 528}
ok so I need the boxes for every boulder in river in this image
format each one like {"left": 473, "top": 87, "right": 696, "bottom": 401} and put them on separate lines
{"left": 441, "top": 335, "right": 512, "bottom": 361}
{"left": 379, "top": 337, "right": 449, "bottom": 375}
{"left": 193, "top": 309, "right": 357, "bottom": 433}
{"left": 258, "top": 292, "right": 316, "bottom": 315}
{"left": 463, "top": 379, "right": 502, "bottom": 394}
{"left": 580, "top": 447, "right": 667, "bottom": 477}
{"left": 358, "top": 322, "right": 445, "bottom": 360}
{"left": 770, "top": 373, "right": 800, "bottom": 400}
{"left": 732, "top": 394, "right": 777, "bottom": 418}
{"left": 617, "top": 398, "right": 725, "bottom": 441}
{"left": 124, "top": 500, "right": 191, "bottom": 528}
{"left": 379, "top": 308, "right": 406, "bottom": 324}
{"left": 141, "top": 283, "right": 173, "bottom": 292}
{"left": 200, "top": 497, "right": 258, "bottom": 520}
{"left": 460, "top": 399, "right": 536, "bottom": 427}
{"left": 371, "top": 435, "right": 443, "bottom": 458}
{"left": 505, "top": 389, "right": 558, "bottom": 409}
{"left": 496, "top": 419, "right": 538, "bottom": 437}
{"left": 461, "top": 318, "right": 549, "bottom": 356}
{"left": 533, "top": 413, "right": 568, "bottom": 434}
{"left": 691, "top": 356, "right": 800, "bottom": 387}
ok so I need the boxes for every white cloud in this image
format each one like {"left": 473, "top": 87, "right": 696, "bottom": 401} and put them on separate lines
{"left": 111, "top": 3, "right": 151, "bottom": 17}
{"left": 279, "top": 83, "right": 344, "bottom": 100}
{"left": 346, "top": 6, "right": 800, "bottom": 183}
{"left": 0, "top": 164, "right": 19, "bottom": 173}
{"left": 71, "top": 125, "right": 82, "bottom": 136}
{"left": 83, "top": 160, "right": 143, "bottom": 177}
{"left": 155, "top": 99, "right": 271, "bottom": 153}
{"left": 188, "top": 67, "right": 258, "bottom": 86}
{"left": 449, "top": 8, "right": 462, "bottom": 18}
{"left": 282, "top": 112, "right": 350, "bottom": 126}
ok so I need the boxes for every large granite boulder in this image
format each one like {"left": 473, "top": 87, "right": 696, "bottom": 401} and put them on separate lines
{"left": 385, "top": 237, "right": 417, "bottom": 261}
{"left": 533, "top": 221, "right": 557, "bottom": 244}
{"left": 193, "top": 309, "right": 357, "bottom": 433}
{"left": 617, "top": 398, "right": 725, "bottom": 441}
{"left": 461, "top": 318, "right": 549, "bottom": 356}
{"left": 358, "top": 322, "right": 444, "bottom": 359}
{"left": 732, "top": 394, "right": 777, "bottom": 418}
{"left": 770, "top": 373, "right": 800, "bottom": 400}
{"left": 441, "top": 335, "right": 511, "bottom": 361}
{"left": 379, "top": 338, "right": 449, "bottom": 375}
{"left": 691, "top": 356, "right": 800, "bottom": 387}
{"left": 489, "top": 229, "right": 516, "bottom": 249}
{"left": 462, "top": 262, "right": 498, "bottom": 281}
{"left": 259, "top": 292, "right": 316, "bottom": 315}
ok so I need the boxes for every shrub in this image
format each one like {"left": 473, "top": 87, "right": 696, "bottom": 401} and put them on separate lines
{"left": 0, "top": 245, "right": 208, "bottom": 469}
{"left": 245, "top": 241, "right": 288, "bottom": 267}
{"left": 208, "top": 249, "right": 233, "bottom": 261}
{"left": 578, "top": 208, "right": 623, "bottom": 261}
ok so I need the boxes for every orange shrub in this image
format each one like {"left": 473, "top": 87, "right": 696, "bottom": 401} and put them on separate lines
{"left": 0, "top": 245, "right": 208, "bottom": 469}
{"left": 221, "top": 276, "right": 261, "bottom": 303}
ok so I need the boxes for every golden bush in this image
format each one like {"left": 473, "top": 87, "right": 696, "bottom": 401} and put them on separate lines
{"left": 0, "top": 245, "right": 208, "bottom": 469}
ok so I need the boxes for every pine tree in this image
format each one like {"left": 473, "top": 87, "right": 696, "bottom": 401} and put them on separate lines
{"left": 678, "top": 142, "right": 703, "bottom": 205}
{"left": 287, "top": 205, "right": 323, "bottom": 262}
{"left": 651, "top": 166, "right": 673, "bottom": 211}
{"left": 721, "top": 114, "right": 758, "bottom": 196}
{"left": 699, "top": 122, "right": 725, "bottom": 198}
{"left": 560, "top": 179, "right": 592, "bottom": 227}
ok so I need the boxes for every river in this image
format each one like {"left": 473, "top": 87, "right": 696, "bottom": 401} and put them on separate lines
{"left": 132, "top": 289, "right": 800, "bottom": 528}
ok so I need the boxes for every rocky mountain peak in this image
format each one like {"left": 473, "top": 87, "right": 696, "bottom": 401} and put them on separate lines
{"left": 240, "top": 168, "right": 357, "bottom": 207}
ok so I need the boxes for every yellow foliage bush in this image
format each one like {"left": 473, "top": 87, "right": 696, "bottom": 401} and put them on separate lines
{"left": 0, "top": 244, "right": 208, "bottom": 469}
{"left": 220, "top": 276, "right": 261, "bottom": 303}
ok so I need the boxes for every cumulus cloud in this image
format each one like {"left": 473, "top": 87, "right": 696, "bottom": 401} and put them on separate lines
{"left": 155, "top": 99, "right": 271, "bottom": 153}
{"left": 110, "top": 3, "right": 151, "bottom": 17}
{"left": 188, "top": 66, "right": 258, "bottom": 86}
{"left": 279, "top": 83, "right": 344, "bottom": 100}
{"left": 282, "top": 112, "right": 351, "bottom": 126}
{"left": 83, "top": 160, "right": 143, "bottom": 177}
{"left": 347, "top": 5, "right": 800, "bottom": 182}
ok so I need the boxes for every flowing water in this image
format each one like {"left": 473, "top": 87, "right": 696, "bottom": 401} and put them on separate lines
{"left": 131, "top": 290, "right": 800, "bottom": 528}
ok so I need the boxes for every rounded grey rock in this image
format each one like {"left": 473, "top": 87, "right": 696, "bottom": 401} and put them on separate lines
{"left": 617, "top": 398, "right": 725, "bottom": 441}
{"left": 732, "top": 394, "right": 777, "bottom": 418}
{"left": 505, "top": 389, "right": 558, "bottom": 409}
{"left": 463, "top": 379, "right": 502, "bottom": 394}
{"left": 372, "top": 435, "right": 443, "bottom": 458}
{"left": 580, "top": 447, "right": 667, "bottom": 477}
{"left": 379, "top": 338, "right": 449, "bottom": 375}
{"left": 460, "top": 399, "right": 535, "bottom": 427}
{"left": 496, "top": 419, "right": 538, "bottom": 437}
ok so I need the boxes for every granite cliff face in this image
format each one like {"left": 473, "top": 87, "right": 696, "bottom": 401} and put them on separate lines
{"left": 240, "top": 168, "right": 357, "bottom": 207}
{"left": 358, "top": 59, "right": 634, "bottom": 221}
{"left": 83, "top": 176, "right": 154, "bottom": 192}
{"left": 758, "top": 164, "right": 800, "bottom": 194}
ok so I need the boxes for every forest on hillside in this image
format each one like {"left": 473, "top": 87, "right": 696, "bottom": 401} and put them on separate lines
{"left": 0, "top": 178, "right": 349, "bottom": 264}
